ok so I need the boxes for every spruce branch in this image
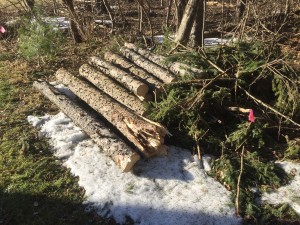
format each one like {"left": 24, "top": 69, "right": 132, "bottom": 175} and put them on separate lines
{"left": 239, "top": 85, "right": 300, "bottom": 128}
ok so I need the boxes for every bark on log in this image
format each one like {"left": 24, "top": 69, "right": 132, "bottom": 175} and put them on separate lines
{"left": 33, "top": 81, "right": 140, "bottom": 172}
{"left": 55, "top": 68, "right": 168, "bottom": 158}
{"left": 104, "top": 51, "right": 163, "bottom": 92}
{"left": 124, "top": 42, "right": 206, "bottom": 78}
{"left": 88, "top": 57, "right": 149, "bottom": 98}
{"left": 120, "top": 47, "right": 176, "bottom": 84}
{"left": 79, "top": 64, "right": 146, "bottom": 115}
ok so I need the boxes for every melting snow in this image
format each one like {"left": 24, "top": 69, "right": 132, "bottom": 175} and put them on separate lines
{"left": 28, "top": 112, "right": 241, "bottom": 225}
{"left": 262, "top": 162, "right": 300, "bottom": 214}
{"left": 28, "top": 111, "right": 300, "bottom": 223}
{"left": 152, "top": 35, "right": 236, "bottom": 46}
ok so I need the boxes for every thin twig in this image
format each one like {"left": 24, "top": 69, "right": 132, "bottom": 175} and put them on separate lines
{"left": 235, "top": 146, "right": 245, "bottom": 216}
{"left": 194, "top": 133, "right": 202, "bottom": 161}
{"left": 239, "top": 85, "right": 300, "bottom": 128}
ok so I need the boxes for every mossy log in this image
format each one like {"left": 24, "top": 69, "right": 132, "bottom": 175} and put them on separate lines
{"left": 120, "top": 47, "right": 177, "bottom": 84}
{"left": 104, "top": 51, "right": 163, "bottom": 92}
{"left": 33, "top": 80, "right": 140, "bottom": 172}
{"left": 79, "top": 64, "right": 146, "bottom": 115}
{"left": 124, "top": 42, "right": 206, "bottom": 78}
{"left": 55, "top": 68, "right": 168, "bottom": 158}
{"left": 88, "top": 56, "right": 149, "bottom": 98}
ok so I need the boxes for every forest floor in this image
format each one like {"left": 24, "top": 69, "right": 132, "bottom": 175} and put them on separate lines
{"left": 1, "top": 1, "right": 300, "bottom": 225}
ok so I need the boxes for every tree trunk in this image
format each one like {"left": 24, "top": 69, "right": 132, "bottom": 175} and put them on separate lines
{"left": 190, "top": 0, "right": 205, "bottom": 48}
{"left": 55, "top": 68, "right": 168, "bottom": 158}
{"left": 24, "top": 0, "right": 35, "bottom": 12}
{"left": 102, "top": 0, "right": 115, "bottom": 30}
{"left": 33, "top": 81, "right": 140, "bottom": 172}
{"left": 124, "top": 43, "right": 206, "bottom": 78}
{"left": 104, "top": 51, "right": 163, "bottom": 92}
{"left": 175, "top": 0, "right": 188, "bottom": 31}
{"left": 120, "top": 47, "right": 176, "bottom": 83}
{"left": 236, "top": 0, "right": 247, "bottom": 21}
{"left": 88, "top": 57, "right": 149, "bottom": 98}
{"left": 62, "top": 0, "right": 86, "bottom": 43}
{"left": 79, "top": 64, "right": 146, "bottom": 115}
{"left": 174, "top": 0, "right": 199, "bottom": 45}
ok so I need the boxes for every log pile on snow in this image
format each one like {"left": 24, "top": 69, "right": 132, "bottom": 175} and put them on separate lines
{"left": 33, "top": 43, "right": 204, "bottom": 171}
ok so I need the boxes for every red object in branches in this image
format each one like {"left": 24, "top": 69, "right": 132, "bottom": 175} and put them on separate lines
{"left": 248, "top": 109, "right": 255, "bottom": 123}
{"left": 0, "top": 26, "right": 6, "bottom": 34}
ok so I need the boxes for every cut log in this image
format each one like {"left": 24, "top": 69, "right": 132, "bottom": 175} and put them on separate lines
{"left": 33, "top": 81, "right": 140, "bottom": 172}
{"left": 88, "top": 57, "right": 149, "bottom": 98}
{"left": 55, "top": 68, "right": 168, "bottom": 158}
{"left": 124, "top": 42, "right": 206, "bottom": 78}
{"left": 104, "top": 51, "right": 163, "bottom": 92}
{"left": 120, "top": 47, "right": 177, "bottom": 84}
{"left": 79, "top": 64, "right": 146, "bottom": 115}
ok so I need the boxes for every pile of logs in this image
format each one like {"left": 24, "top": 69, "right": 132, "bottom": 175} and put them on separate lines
{"left": 34, "top": 43, "right": 204, "bottom": 172}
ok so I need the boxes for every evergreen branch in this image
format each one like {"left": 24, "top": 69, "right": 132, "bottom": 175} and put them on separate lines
{"left": 239, "top": 85, "right": 300, "bottom": 128}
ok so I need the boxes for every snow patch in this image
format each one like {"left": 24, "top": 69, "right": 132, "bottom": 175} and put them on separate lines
{"left": 28, "top": 112, "right": 241, "bottom": 225}
{"left": 151, "top": 35, "right": 236, "bottom": 46}
{"left": 262, "top": 161, "right": 300, "bottom": 214}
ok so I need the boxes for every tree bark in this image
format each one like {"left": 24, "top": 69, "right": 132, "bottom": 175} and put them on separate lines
{"left": 24, "top": 0, "right": 34, "bottom": 12}
{"left": 120, "top": 47, "right": 176, "bottom": 83}
{"left": 88, "top": 57, "right": 149, "bottom": 98}
{"left": 104, "top": 51, "right": 163, "bottom": 92}
{"left": 33, "top": 81, "right": 140, "bottom": 172}
{"left": 174, "top": 0, "right": 199, "bottom": 45}
{"left": 102, "top": 0, "right": 115, "bottom": 30}
{"left": 62, "top": 0, "right": 86, "bottom": 43}
{"left": 124, "top": 43, "right": 206, "bottom": 78}
{"left": 190, "top": 0, "right": 205, "bottom": 48}
{"left": 236, "top": 0, "right": 247, "bottom": 21}
{"left": 55, "top": 68, "right": 168, "bottom": 158}
{"left": 79, "top": 64, "right": 146, "bottom": 115}
{"left": 175, "top": 0, "right": 188, "bottom": 31}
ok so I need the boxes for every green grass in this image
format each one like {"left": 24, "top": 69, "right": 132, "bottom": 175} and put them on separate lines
{"left": 0, "top": 45, "right": 116, "bottom": 225}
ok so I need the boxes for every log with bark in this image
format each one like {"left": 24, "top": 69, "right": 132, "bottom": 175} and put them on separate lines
{"left": 120, "top": 47, "right": 177, "bottom": 84}
{"left": 124, "top": 42, "right": 206, "bottom": 78}
{"left": 79, "top": 64, "right": 146, "bottom": 115}
{"left": 55, "top": 68, "right": 168, "bottom": 158}
{"left": 104, "top": 51, "right": 163, "bottom": 92}
{"left": 88, "top": 57, "right": 149, "bottom": 98}
{"left": 33, "top": 81, "right": 140, "bottom": 172}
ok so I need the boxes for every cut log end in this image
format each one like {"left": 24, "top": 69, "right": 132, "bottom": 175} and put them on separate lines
{"left": 113, "top": 153, "right": 141, "bottom": 172}
{"left": 136, "top": 84, "right": 149, "bottom": 97}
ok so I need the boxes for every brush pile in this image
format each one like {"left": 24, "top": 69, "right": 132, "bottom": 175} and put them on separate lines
{"left": 145, "top": 40, "right": 300, "bottom": 221}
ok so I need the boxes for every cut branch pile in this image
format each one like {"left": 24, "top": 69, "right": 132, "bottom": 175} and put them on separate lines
{"left": 35, "top": 43, "right": 205, "bottom": 171}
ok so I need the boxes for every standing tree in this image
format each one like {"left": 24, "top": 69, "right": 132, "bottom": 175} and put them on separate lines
{"left": 236, "top": 0, "right": 247, "bottom": 21}
{"left": 190, "top": 0, "right": 206, "bottom": 47}
{"left": 174, "top": 0, "right": 206, "bottom": 48}
{"left": 175, "top": 0, "right": 188, "bottom": 31}
{"left": 62, "top": 0, "right": 87, "bottom": 43}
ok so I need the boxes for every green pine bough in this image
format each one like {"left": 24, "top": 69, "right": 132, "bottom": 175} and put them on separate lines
{"left": 146, "top": 41, "right": 300, "bottom": 223}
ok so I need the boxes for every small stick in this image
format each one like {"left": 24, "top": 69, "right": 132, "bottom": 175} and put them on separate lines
{"left": 235, "top": 146, "right": 245, "bottom": 216}
{"left": 227, "top": 107, "right": 250, "bottom": 113}
{"left": 194, "top": 133, "right": 201, "bottom": 161}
